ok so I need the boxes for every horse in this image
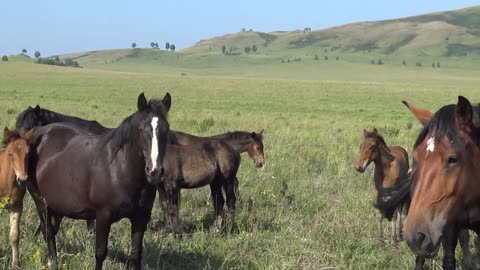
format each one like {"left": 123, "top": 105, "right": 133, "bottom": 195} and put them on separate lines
{"left": 173, "top": 130, "right": 265, "bottom": 168}
{"left": 354, "top": 128, "right": 409, "bottom": 245}
{"left": 23, "top": 93, "right": 171, "bottom": 270}
{"left": 15, "top": 104, "right": 112, "bottom": 233}
{"left": 401, "top": 96, "right": 480, "bottom": 270}
{"left": 0, "top": 127, "right": 34, "bottom": 270}
{"left": 152, "top": 139, "right": 241, "bottom": 234}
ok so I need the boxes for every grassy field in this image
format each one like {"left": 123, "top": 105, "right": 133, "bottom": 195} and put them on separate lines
{"left": 0, "top": 61, "right": 479, "bottom": 269}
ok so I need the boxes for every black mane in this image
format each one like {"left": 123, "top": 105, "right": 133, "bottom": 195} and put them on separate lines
{"left": 104, "top": 99, "right": 169, "bottom": 154}
{"left": 414, "top": 104, "right": 480, "bottom": 151}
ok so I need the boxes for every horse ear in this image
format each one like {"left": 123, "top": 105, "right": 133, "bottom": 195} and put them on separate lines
{"left": 402, "top": 100, "right": 433, "bottom": 126}
{"left": 22, "top": 128, "right": 36, "bottom": 141}
{"left": 363, "top": 129, "right": 368, "bottom": 137}
{"left": 28, "top": 105, "right": 32, "bottom": 109}
{"left": 162, "top": 92, "right": 171, "bottom": 112}
{"left": 137, "top": 93, "right": 148, "bottom": 111}
{"left": 3, "top": 127, "right": 13, "bottom": 143}
{"left": 456, "top": 96, "right": 473, "bottom": 129}
{"left": 373, "top": 128, "right": 378, "bottom": 135}
{"left": 34, "top": 105, "right": 41, "bottom": 114}
{"left": 258, "top": 129, "right": 264, "bottom": 138}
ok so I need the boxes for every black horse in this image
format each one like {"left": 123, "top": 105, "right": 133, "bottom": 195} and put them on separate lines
{"left": 23, "top": 93, "right": 171, "bottom": 270}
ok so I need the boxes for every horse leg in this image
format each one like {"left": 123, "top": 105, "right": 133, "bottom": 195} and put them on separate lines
{"left": 442, "top": 227, "right": 459, "bottom": 270}
{"left": 9, "top": 206, "right": 21, "bottom": 270}
{"left": 223, "top": 177, "right": 237, "bottom": 233}
{"left": 233, "top": 176, "right": 240, "bottom": 198}
{"left": 95, "top": 211, "right": 112, "bottom": 270}
{"left": 459, "top": 229, "right": 472, "bottom": 269}
{"left": 415, "top": 256, "right": 425, "bottom": 270}
{"left": 157, "top": 184, "right": 180, "bottom": 234}
{"left": 376, "top": 210, "right": 383, "bottom": 240}
{"left": 390, "top": 209, "right": 397, "bottom": 246}
{"left": 210, "top": 180, "right": 225, "bottom": 231}
{"left": 397, "top": 205, "right": 404, "bottom": 241}
{"left": 44, "top": 210, "right": 58, "bottom": 270}
{"left": 129, "top": 210, "right": 153, "bottom": 269}
{"left": 86, "top": 219, "right": 95, "bottom": 233}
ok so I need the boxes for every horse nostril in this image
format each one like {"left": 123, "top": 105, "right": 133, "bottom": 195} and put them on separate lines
{"left": 416, "top": 232, "right": 426, "bottom": 247}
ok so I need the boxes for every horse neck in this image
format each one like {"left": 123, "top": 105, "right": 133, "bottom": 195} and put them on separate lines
{"left": 42, "top": 109, "right": 84, "bottom": 124}
{"left": 210, "top": 133, "right": 252, "bottom": 153}
{"left": 373, "top": 142, "right": 395, "bottom": 189}
{"left": 0, "top": 152, "right": 14, "bottom": 197}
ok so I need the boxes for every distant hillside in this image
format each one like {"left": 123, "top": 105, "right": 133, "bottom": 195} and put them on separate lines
{"left": 183, "top": 6, "right": 480, "bottom": 58}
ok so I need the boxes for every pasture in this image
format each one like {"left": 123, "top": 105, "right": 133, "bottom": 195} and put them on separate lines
{"left": 0, "top": 61, "right": 479, "bottom": 269}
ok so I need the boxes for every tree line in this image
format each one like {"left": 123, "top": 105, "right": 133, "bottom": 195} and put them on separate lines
{"left": 131, "top": 41, "right": 176, "bottom": 52}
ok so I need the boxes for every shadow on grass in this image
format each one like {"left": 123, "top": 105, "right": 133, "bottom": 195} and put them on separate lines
{"left": 103, "top": 242, "right": 225, "bottom": 270}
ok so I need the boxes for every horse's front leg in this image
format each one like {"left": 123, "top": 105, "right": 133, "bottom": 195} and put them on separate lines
{"left": 129, "top": 187, "right": 155, "bottom": 270}
{"left": 9, "top": 205, "right": 22, "bottom": 270}
{"left": 223, "top": 177, "right": 237, "bottom": 233}
{"left": 95, "top": 210, "right": 112, "bottom": 270}
{"left": 459, "top": 229, "right": 472, "bottom": 269}
{"left": 414, "top": 256, "right": 425, "bottom": 270}
{"left": 209, "top": 179, "right": 225, "bottom": 232}
{"left": 157, "top": 184, "right": 180, "bottom": 234}
{"left": 442, "top": 226, "right": 459, "bottom": 270}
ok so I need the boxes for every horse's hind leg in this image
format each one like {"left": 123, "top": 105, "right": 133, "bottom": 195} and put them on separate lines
{"left": 459, "top": 229, "right": 473, "bottom": 269}
{"left": 390, "top": 209, "right": 397, "bottom": 246}
{"left": 95, "top": 210, "right": 112, "bottom": 270}
{"left": 223, "top": 177, "right": 237, "bottom": 233}
{"left": 9, "top": 206, "right": 22, "bottom": 270}
{"left": 376, "top": 210, "right": 383, "bottom": 240}
{"left": 210, "top": 179, "right": 225, "bottom": 231}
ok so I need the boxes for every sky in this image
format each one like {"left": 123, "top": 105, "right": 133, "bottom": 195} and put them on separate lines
{"left": 1, "top": 1, "right": 479, "bottom": 57}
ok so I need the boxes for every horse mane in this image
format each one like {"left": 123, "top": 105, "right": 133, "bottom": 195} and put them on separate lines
{"left": 2, "top": 130, "right": 22, "bottom": 147}
{"left": 414, "top": 104, "right": 480, "bottom": 150}
{"left": 365, "top": 130, "right": 389, "bottom": 151}
{"left": 213, "top": 131, "right": 262, "bottom": 141}
{"left": 103, "top": 99, "right": 169, "bottom": 155}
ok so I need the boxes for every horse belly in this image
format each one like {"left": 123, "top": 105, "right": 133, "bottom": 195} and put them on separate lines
{"left": 36, "top": 154, "right": 91, "bottom": 216}
{"left": 180, "top": 165, "right": 216, "bottom": 189}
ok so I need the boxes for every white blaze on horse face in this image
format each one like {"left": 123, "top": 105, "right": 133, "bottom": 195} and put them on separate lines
{"left": 426, "top": 137, "right": 435, "bottom": 153}
{"left": 150, "top": 117, "right": 159, "bottom": 173}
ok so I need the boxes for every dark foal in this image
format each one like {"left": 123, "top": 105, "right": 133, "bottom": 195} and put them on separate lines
{"left": 0, "top": 128, "right": 34, "bottom": 270}
{"left": 152, "top": 140, "right": 241, "bottom": 234}
{"left": 23, "top": 93, "right": 171, "bottom": 270}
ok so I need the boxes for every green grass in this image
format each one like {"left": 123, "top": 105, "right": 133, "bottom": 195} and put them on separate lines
{"left": 0, "top": 61, "right": 479, "bottom": 269}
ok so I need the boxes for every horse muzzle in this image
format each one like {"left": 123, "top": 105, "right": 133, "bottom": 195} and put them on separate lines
{"left": 145, "top": 167, "right": 164, "bottom": 185}
{"left": 406, "top": 230, "right": 442, "bottom": 258}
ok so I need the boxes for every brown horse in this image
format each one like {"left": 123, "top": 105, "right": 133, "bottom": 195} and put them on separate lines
{"left": 0, "top": 127, "right": 34, "bottom": 270}
{"left": 354, "top": 128, "right": 409, "bottom": 245}
{"left": 152, "top": 140, "right": 241, "bottom": 234}
{"left": 403, "top": 96, "right": 480, "bottom": 270}
{"left": 24, "top": 93, "right": 171, "bottom": 270}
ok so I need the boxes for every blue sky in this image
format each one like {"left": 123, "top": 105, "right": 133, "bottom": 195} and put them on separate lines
{"left": 1, "top": 1, "right": 478, "bottom": 56}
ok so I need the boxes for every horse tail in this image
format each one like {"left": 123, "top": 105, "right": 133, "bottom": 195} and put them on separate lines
{"left": 374, "top": 177, "right": 411, "bottom": 221}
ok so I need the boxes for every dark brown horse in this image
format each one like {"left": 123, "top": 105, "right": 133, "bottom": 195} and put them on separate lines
{"left": 354, "top": 128, "right": 409, "bottom": 245}
{"left": 0, "top": 127, "right": 34, "bottom": 270}
{"left": 23, "top": 93, "right": 171, "bottom": 270}
{"left": 152, "top": 139, "right": 241, "bottom": 234}
{"left": 173, "top": 130, "right": 265, "bottom": 168}
{"left": 402, "top": 97, "right": 480, "bottom": 270}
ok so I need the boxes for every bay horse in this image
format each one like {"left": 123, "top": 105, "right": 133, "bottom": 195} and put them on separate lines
{"left": 23, "top": 93, "right": 171, "bottom": 270}
{"left": 152, "top": 140, "right": 241, "bottom": 234}
{"left": 401, "top": 97, "right": 480, "bottom": 270}
{"left": 15, "top": 103, "right": 112, "bottom": 233}
{"left": 354, "top": 128, "right": 409, "bottom": 245}
{"left": 0, "top": 127, "right": 34, "bottom": 270}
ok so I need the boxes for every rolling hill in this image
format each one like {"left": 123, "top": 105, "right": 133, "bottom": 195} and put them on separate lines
{"left": 54, "top": 5, "right": 480, "bottom": 76}
{"left": 184, "top": 5, "right": 480, "bottom": 57}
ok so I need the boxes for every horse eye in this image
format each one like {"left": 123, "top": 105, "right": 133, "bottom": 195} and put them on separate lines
{"left": 447, "top": 156, "right": 459, "bottom": 168}
{"left": 8, "top": 152, "right": 12, "bottom": 157}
